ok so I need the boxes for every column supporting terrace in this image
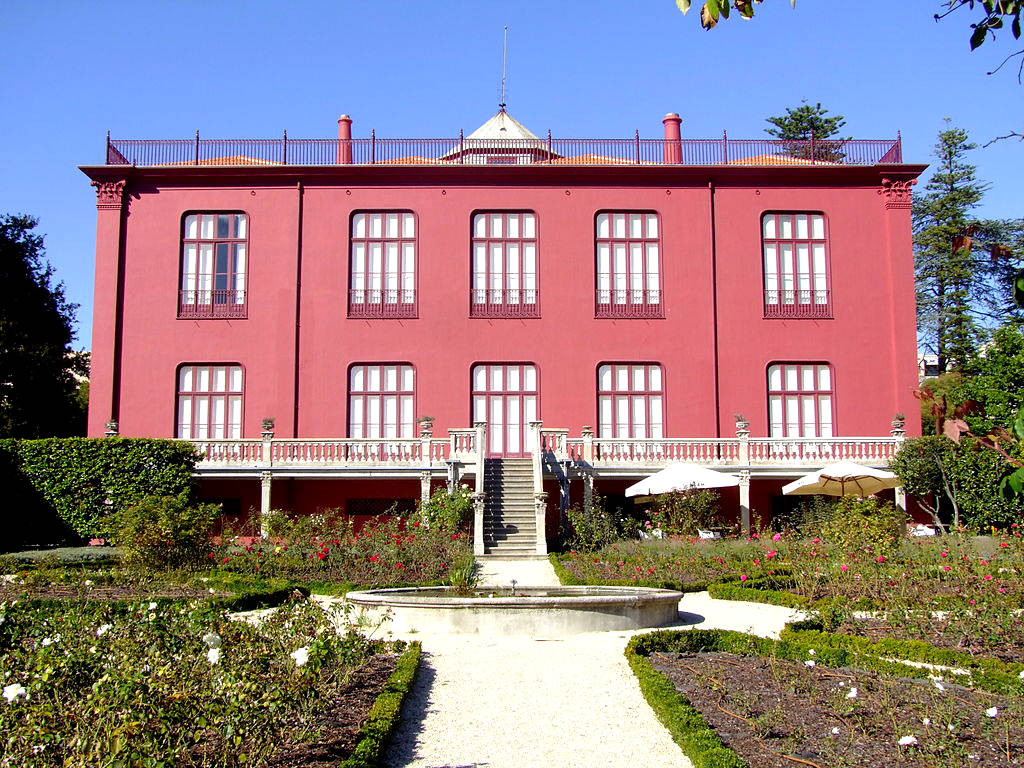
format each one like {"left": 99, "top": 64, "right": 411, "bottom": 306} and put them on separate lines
{"left": 473, "top": 421, "right": 486, "bottom": 556}
{"left": 738, "top": 470, "right": 751, "bottom": 535}
{"left": 259, "top": 471, "right": 273, "bottom": 539}
{"left": 891, "top": 414, "right": 907, "bottom": 515}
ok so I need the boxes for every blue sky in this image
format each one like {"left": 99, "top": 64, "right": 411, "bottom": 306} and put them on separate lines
{"left": 1, "top": 0, "right": 1021, "bottom": 347}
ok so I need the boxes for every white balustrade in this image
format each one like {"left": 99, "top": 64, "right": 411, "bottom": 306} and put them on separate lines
{"left": 190, "top": 434, "right": 900, "bottom": 471}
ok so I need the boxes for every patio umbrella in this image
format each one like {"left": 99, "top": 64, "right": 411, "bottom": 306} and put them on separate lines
{"left": 781, "top": 460, "right": 901, "bottom": 497}
{"left": 625, "top": 463, "right": 740, "bottom": 502}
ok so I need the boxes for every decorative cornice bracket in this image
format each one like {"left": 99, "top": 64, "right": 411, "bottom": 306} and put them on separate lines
{"left": 91, "top": 179, "right": 127, "bottom": 210}
{"left": 878, "top": 177, "right": 915, "bottom": 209}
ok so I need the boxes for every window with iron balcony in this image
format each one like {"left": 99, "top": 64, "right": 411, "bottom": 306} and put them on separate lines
{"left": 179, "top": 213, "right": 247, "bottom": 319}
{"left": 176, "top": 364, "right": 243, "bottom": 439}
{"left": 768, "top": 362, "right": 834, "bottom": 438}
{"left": 595, "top": 212, "right": 662, "bottom": 318}
{"left": 349, "top": 212, "right": 417, "bottom": 318}
{"left": 470, "top": 211, "right": 539, "bottom": 318}
{"left": 598, "top": 363, "right": 664, "bottom": 438}
{"left": 762, "top": 213, "right": 831, "bottom": 318}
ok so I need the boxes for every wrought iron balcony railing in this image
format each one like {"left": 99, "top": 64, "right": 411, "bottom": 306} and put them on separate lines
{"left": 178, "top": 290, "right": 247, "bottom": 319}
{"left": 595, "top": 289, "right": 664, "bottom": 318}
{"left": 104, "top": 134, "right": 903, "bottom": 168}
{"left": 347, "top": 290, "right": 417, "bottom": 318}
{"left": 763, "top": 289, "right": 832, "bottom": 319}
{"left": 470, "top": 289, "right": 540, "bottom": 318}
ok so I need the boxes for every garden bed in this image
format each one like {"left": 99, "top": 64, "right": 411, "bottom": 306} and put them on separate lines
{"left": 629, "top": 630, "right": 1023, "bottom": 768}
{"left": 0, "top": 596, "right": 414, "bottom": 766}
{"left": 830, "top": 616, "right": 1024, "bottom": 665}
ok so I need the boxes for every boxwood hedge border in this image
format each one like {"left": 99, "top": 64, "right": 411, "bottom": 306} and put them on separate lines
{"left": 626, "top": 626, "right": 1020, "bottom": 768}
{"left": 341, "top": 641, "right": 421, "bottom": 768}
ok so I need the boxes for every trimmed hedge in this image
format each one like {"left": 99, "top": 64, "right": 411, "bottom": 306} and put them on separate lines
{"left": 782, "top": 620, "right": 1024, "bottom": 696}
{"left": 706, "top": 576, "right": 809, "bottom": 608}
{"left": 342, "top": 641, "right": 421, "bottom": 768}
{"left": 0, "top": 437, "right": 199, "bottom": 546}
{"left": 550, "top": 553, "right": 730, "bottom": 593}
{"left": 626, "top": 626, "right": 1019, "bottom": 768}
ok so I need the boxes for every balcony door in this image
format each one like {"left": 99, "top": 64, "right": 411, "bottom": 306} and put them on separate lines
{"left": 471, "top": 363, "right": 538, "bottom": 457}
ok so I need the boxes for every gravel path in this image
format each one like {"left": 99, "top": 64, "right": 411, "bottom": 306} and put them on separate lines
{"left": 382, "top": 631, "right": 693, "bottom": 768}
{"left": 381, "top": 594, "right": 802, "bottom": 768}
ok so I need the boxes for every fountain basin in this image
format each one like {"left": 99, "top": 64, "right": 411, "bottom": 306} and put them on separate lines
{"left": 345, "top": 585, "right": 684, "bottom": 636}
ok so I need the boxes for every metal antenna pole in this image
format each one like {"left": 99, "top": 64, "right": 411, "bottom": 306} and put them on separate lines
{"left": 499, "top": 26, "right": 508, "bottom": 111}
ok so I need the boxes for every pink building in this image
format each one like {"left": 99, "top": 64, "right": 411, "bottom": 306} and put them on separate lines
{"left": 81, "top": 110, "right": 925, "bottom": 556}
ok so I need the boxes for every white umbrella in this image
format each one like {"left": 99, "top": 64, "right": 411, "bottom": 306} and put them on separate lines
{"left": 625, "top": 463, "right": 740, "bottom": 500}
{"left": 781, "top": 460, "right": 901, "bottom": 497}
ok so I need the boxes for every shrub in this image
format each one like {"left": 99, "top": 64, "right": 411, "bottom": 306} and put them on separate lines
{"left": 416, "top": 485, "right": 474, "bottom": 532}
{"left": 650, "top": 489, "right": 721, "bottom": 535}
{"left": 0, "top": 437, "right": 198, "bottom": 542}
{"left": 565, "top": 493, "right": 621, "bottom": 551}
{"left": 819, "top": 496, "right": 906, "bottom": 559}
{"left": 112, "top": 493, "right": 221, "bottom": 570}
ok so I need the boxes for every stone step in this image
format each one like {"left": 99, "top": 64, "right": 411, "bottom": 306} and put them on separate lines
{"left": 484, "top": 546, "right": 541, "bottom": 557}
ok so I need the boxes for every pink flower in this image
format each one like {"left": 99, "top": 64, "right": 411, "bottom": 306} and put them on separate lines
{"left": 999, "top": 542, "right": 1008, "bottom": 548}
{"left": 941, "top": 552, "right": 948, "bottom": 558}
{"left": 943, "top": 565, "right": 951, "bottom": 571}
{"left": 840, "top": 564, "right": 849, "bottom": 572}
{"left": 740, "top": 574, "right": 748, "bottom": 581}
{"left": 772, "top": 533, "right": 782, "bottom": 542}
{"left": 984, "top": 574, "right": 993, "bottom": 581}
{"left": 981, "top": 559, "right": 988, "bottom": 565}
{"left": 876, "top": 556, "right": 886, "bottom": 563}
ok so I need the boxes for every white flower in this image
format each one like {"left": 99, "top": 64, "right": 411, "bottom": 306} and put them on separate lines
{"left": 933, "top": 681, "right": 945, "bottom": 692}
{"left": 290, "top": 647, "right": 309, "bottom": 667}
{"left": 207, "top": 648, "right": 220, "bottom": 665}
{"left": 922, "top": 718, "right": 931, "bottom": 726}
{"left": 985, "top": 707, "right": 999, "bottom": 718}
{"left": 148, "top": 602, "right": 157, "bottom": 610}
{"left": 1019, "top": 669, "right": 1024, "bottom": 680}
{"left": 808, "top": 649, "right": 815, "bottom": 656}
{"left": 898, "top": 735, "right": 918, "bottom": 747}
{"left": 202, "top": 633, "right": 222, "bottom": 649}
{"left": 2, "top": 683, "right": 27, "bottom": 703}
{"left": 846, "top": 687, "right": 858, "bottom": 699}
{"left": 831, "top": 727, "right": 841, "bottom": 735}
{"left": 41, "top": 638, "right": 54, "bottom": 647}
{"left": 804, "top": 660, "right": 815, "bottom": 667}
{"left": 947, "top": 724, "right": 955, "bottom": 732}
{"left": 83, "top": 580, "right": 93, "bottom": 586}
{"left": 96, "top": 624, "right": 112, "bottom": 637}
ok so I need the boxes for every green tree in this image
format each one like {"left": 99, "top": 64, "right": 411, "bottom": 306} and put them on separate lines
{"left": 675, "top": 1, "right": 1022, "bottom": 57}
{"left": 765, "top": 102, "right": 846, "bottom": 141}
{"left": 765, "top": 101, "right": 849, "bottom": 162}
{"left": 0, "top": 215, "right": 86, "bottom": 437}
{"left": 952, "top": 323, "right": 1024, "bottom": 433}
{"left": 912, "top": 124, "right": 1021, "bottom": 372}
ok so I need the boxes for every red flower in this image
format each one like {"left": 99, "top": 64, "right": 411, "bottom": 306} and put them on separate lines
{"left": 413, "top": 521, "right": 420, "bottom": 527}
{"left": 395, "top": 562, "right": 405, "bottom": 569}
{"left": 1000, "top": 542, "right": 1009, "bottom": 548}
{"left": 369, "top": 555, "right": 379, "bottom": 562}
{"left": 318, "top": 552, "right": 327, "bottom": 560}
{"left": 984, "top": 574, "right": 993, "bottom": 580}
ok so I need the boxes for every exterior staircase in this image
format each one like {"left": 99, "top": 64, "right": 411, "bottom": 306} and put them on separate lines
{"left": 481, "top": 458, "right": 540, "bottom": 558}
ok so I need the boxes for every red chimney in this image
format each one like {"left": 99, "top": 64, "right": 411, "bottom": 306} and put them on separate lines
{"left": 337, "top": 114, "right": 353, "bottom": 165}
{"left": 662, "top": 113, "right": 682, "bottom": 165}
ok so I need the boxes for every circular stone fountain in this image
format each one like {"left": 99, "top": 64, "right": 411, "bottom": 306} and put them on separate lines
{"left": 345, "top": 585, "right": 684, "bottom": 636}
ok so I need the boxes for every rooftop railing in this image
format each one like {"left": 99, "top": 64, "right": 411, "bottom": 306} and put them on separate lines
{"left": 104, "top": 133, "right": 903, "bottom": 168}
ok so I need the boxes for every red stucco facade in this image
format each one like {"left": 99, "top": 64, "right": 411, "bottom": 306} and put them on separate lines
{"left": 82, "top": 112, "right": 925, "bottom": 526}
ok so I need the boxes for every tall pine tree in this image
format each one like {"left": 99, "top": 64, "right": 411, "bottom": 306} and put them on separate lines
{"left": 0, "top": 214, "right": 86, "bottom": 437}
{"left": 912, "top": 123, "right": 1021, "bottom": 373}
